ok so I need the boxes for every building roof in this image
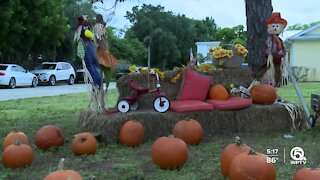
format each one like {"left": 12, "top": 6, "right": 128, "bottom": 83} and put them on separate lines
{"left": 287, "top": 23, "right": 320, "bottom": 41}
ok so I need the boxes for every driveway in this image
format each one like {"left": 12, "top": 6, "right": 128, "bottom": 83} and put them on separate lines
{"left": 0, "top": 82, "right": 116, "bottom": 101}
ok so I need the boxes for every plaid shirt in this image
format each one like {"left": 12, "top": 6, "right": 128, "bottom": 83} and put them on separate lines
{"left": 77, "top": 40, "right": 86, "bottom": 59}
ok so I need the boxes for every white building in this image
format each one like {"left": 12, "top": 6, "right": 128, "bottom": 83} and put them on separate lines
{"left": 195, "top": 41, "right": 220, "bottom": 64}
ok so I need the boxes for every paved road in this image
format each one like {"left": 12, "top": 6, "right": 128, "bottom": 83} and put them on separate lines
{"left": 0, "top": 82, "right": 116, "bottom": 101}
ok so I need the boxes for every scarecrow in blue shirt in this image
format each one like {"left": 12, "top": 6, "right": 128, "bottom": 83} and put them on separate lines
{"left": 74, "top": 15, "right": 105, "bottom": 112}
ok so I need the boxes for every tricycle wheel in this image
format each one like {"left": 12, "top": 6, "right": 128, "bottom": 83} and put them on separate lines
{"left": 153, "top": 96, "right": 170, "bottom": 113}
{"left": 118, "top": 100, "right": 130, "bottom": 113}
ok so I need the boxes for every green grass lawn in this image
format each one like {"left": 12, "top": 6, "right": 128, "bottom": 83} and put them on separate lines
{"left": 0, "top": 83, "right": 320, "bottom": 180}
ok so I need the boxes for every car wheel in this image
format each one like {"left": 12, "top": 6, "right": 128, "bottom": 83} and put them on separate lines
{"left": 48, "top": 75, "right": 56, "bottom": 86}
{"left": 31, "top": 77, "right": 38, "bottom": 87}
{"left": 68, "top": 75, "right": 75, "bottom": 85}
{"left": 8, "top": 77, "right": 16, "bottom": 89}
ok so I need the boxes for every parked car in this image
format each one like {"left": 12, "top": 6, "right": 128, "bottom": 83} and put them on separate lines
{"left": 31, "top": 62, "right": 76, "bottom": 86}
{"left": 116, "top": 69, "right": 130, "bottom": 80}
{"left": 0, "top": 64, "right": 38, "bottom": 89}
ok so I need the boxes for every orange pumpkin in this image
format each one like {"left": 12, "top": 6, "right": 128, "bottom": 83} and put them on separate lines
{"left": 3, "top": 130, "right": 29, "bottom": 150}
{"left": 44, "top": 158, "right": 82, "bottom": 180}
{"left": 72, "top": 132, "right": 98, "bottom": 156}
{"left": 229, "top": 149, "right": 276, "bottom": 180}
{"left": 151, "top": 136, "right": 188, "bottom": 169}
{"left": 172, "top": 119, "right": 203, "bottom": 145}
{"left": 2, "top": 139, "right": 33, "bottom": 168}
{"left": 119, "top": 120, "right": 144, "bottom": 147}
{"left": 220, "top": 136, "right": 251, "bottom": 178}
{"left": 250, "top": 84, "right": 277, "bottom": 104}
{"left": 35, "top": 125, "right": 64, "bottom": 150}
{"left": 208, "top": 84, "right": 229, "bottom": 100}
{"left": 293, "top": 168, "right": 320, "bottom": 180}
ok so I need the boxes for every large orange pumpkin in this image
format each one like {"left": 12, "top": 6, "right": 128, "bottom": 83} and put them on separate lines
{"left": 151, "top": 136, "right": 188, "bottom": 169}
{"left": 2, "top": 139, "right": 33, "bottom": 168}
{"left": 208, "top": 84, "right": 229, "bottom": 100}
{"left": 35, "top": 125, "right": 64, "bottom": 150}
{"left": 220, "top": 136, "right": 251, "bottom": 178}
{"left": 3, "top": 130, "right": 29, "bottom": 150}
{"left": 44, "top": 158, "right": 82, "bottom": 180}
{"left": 119, "top": 120, "right": 144, "bottom": 147}
{"left": 229, "top": 149, "right": 276, "bottom": 180}
{"left": 172, "top": 119, "right": 203, "bottom": 145}
{"left": 293, "top": 168, "right": 320, "bottom": 180}
{"left": 72, "top": 132, "right": 98, "bottom": 156}
{"left": 250, "top": 84, "right": 277, "bottom": 104}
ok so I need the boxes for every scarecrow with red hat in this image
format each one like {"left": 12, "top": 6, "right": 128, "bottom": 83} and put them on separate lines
{"left": 257, "top": 12, "right": 288, "bottom": 86}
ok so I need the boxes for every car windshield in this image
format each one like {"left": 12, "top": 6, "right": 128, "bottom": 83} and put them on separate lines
{"left": 35, "top": 64, "right": 56, "bottom": 70}
{"left": 0, "top": 65, "right": 8, "bottom": 70}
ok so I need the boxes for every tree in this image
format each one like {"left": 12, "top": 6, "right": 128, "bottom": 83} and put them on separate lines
{"left": 245, "top": 0, "right": 273, "bottom": 76}
{"left": 125, "top": 4, "right": 219, "bottom": 69}
{"left": 287, "top": 21, "right": 320, "bottom": 30}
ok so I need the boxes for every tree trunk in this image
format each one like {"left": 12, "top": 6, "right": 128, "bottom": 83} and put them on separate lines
{"left": 245, "top": 0, "right": 273, "bottom": 77}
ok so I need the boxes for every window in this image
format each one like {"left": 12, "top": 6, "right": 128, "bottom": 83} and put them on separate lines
{"left": 0, "top": 65, "right": 8, "bottom": 70}
{"left": 57, "top": 63, "right": 63, "bottom": 70}
{"left": 62, "top": 63, "right": 71, "bottom": 70}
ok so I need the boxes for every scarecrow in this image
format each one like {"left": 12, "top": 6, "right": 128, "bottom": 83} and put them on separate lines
{"left": 74, "top": 15, "right": 105, "bottom": 112}
{"left": 257, "top": 12, "right": 289, "bottom": 87}
{"left": 93, "top": 14, "right": 117, "bottom": 108}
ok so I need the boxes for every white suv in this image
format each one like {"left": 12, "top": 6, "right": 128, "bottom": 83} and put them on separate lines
{"left": 31, "top": 62, "right": 76, "bottom": 86}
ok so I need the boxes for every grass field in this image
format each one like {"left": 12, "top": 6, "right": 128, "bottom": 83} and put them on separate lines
{"left": 0, "top": 82, "right": 319, "bottom": 180}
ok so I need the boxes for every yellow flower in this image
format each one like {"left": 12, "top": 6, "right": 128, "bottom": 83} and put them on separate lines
{"left": 129, "top": 65, "right": 137, "bottom": 73}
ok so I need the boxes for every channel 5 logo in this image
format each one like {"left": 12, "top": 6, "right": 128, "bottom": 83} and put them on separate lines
{"left": 290, "top": 147, "right": 307, "bottom": 165}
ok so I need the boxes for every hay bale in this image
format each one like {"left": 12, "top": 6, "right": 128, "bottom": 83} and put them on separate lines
{"left": 78, "top": 104, "right": 293, "bottom": 144}
{"left": 116, "top": 68, "right": 253, "bottom": 110}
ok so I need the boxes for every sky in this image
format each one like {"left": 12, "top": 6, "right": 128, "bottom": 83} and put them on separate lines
{"left": 99, "top": 0, "right": 320, "bottom": 31}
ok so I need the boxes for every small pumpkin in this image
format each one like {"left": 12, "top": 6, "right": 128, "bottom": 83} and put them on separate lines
{"left": 35, "top": 125, "right": 64, "bottom": 150}
{"left": 2, "top": 139, "right": 33, "bottom": 168}
{"left": 220, "top": 136, "right": 251, "bottom": 178}
{"left": 44, "top": 158, "right": 82, "bottom": 180}
{"left": 208, "top": 84, "right": 229, "bottom": 100}
{"left": 72, "top": 132, "right": 98, "bottom": 156}
{"left": 293, "top": 168, "right": 320, "bottom": 180}
{"left": 229, "top": 149, "right": 276, "bottom": 180}
{"left": 172, "top": 119, "right": 203, "bottom": 145}
{"left": 119, "top": 120, "right": 144, "bottom": 147}
{"left": 151, "top": 136, "right": 188, "bottom": 169}
{"left": 3, "top": 130, "right": 29, "bottom": 149}
{"left": 250, "top": 84, "right": 277, "bottom": 104}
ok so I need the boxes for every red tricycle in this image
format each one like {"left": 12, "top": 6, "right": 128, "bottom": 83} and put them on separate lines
{"left": 117, "top": 72, "right": 170, "bottom": 113}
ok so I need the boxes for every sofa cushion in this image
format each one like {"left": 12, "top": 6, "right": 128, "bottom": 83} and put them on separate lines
{"left": 170, "top": 100, "right": 214, "bottom": 113}
{"left": 206, "top": 96, "right": 252, "bottom": 110}
{"left": 176, "top": 68, "right": 212, "bottom": 101}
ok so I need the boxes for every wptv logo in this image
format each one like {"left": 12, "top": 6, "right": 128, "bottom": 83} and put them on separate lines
{"left": 290, "top": 146, "right": 307, "bottom": 165}
{"left": 266, "top": 146, "right": 307, "bottom": 165}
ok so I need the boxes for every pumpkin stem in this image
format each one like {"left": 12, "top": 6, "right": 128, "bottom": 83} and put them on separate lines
{"left": 57, "top": 158, "right": 65, "bottom": 171}
{"left": 235, "top": 136, "right": 242, "bottom": 145}
{"left": 14, "top": 138, "right": 22, "bottom": 146}
{"left": 248, "top": 149, "right": 257, "bottom": 155}
{"left": 79, "top": 137, "right": 87, "bottom": 142}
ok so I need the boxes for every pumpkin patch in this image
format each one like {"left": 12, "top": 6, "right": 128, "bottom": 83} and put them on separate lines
{"left": 151, "top": 136, "right": 188, "bottom": 169}
{"left": 220, "top": 136, "right": 251, "bottom": 178}
{"left": 250, "top": 83, "right": 277, "bottom": 105}
{"left": 2, "top": 139, "right": 33, "bottom": 168}
{"left": 72, "top": 132, "right": 98, "bottom": 156}
{"left": 229, "top": 149, "right": 276, "bottom": 180}
{"left": 3, "top": 130, "right": 29, "bottom": 150}
{"left": 172, "top": 119, "right": 203, "bottom": 145}
{"left": 208, "top": 84, "right": 229, "bottom": 100}
{"left": 35, "top": 125, "right": 64, "bottom": 150}
{"left": 119, "top": 120, "right": 144, "bottom": 147}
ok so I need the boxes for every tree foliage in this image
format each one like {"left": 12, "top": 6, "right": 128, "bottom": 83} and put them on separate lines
{"left": 287, "top": 21, "right": 320, "bottom": 30}
{"left": 0, "top": 0, "right": 69, "bottom": 64}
